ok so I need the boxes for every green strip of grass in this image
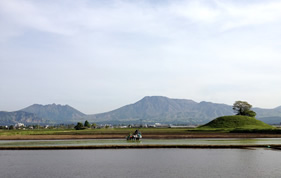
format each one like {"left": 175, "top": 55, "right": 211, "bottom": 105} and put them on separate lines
{"left": 0, "top": 128, "right": 192, "bottom": 136}
{"left": 0, "top": 122, "right": 279, "bottom": 136}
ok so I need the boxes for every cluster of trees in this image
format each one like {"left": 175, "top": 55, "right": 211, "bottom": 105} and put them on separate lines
{"left": 233, "top": 101, "right": 256, "bottom": 117}
{"left": 74, "top": 120, "right": 97, "bottom": 130}
{"left": 0, "top": 125, "right": 15, "bottom": 130}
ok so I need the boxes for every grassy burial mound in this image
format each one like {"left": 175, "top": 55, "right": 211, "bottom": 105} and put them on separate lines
{"left": 199, "top": 115, "right": 274, "bottom": 130}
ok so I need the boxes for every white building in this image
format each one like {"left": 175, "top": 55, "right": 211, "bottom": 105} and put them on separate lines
{"left": 15, "top": 123, "right": 25, "bottom": 128}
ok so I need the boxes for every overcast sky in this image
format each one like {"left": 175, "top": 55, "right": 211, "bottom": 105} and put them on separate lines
{"left": 1, "top": 0, "right": 281, "bottom": 114}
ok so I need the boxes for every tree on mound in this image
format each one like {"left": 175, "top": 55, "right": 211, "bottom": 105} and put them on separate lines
{"left": 199, "top": 115, "right": 273, "bottom": 129}
{"left": 199, "top": 101, "right": 271, "bottom": 130}
{"left": 233, "top": 101, "right": 256, "bottom": 117}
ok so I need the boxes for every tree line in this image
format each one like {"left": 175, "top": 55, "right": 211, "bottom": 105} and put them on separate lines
{"left": 74, "top": 120, "right": 97, "bottom": 130}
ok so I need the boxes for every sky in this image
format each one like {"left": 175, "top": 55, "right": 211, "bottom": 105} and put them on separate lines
{"left": 1, "top": 0, "right": 281, "bottom": 114}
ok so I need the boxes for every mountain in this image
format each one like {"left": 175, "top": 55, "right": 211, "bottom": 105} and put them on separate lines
{"left": 0, "top": 111, "right": 44, "bottom": 125}
{"left": 253, "top": 107, "right": 281, "bottom": 124}
{"left": 87, "top": 96, "right": 281, "bottom": 124}
{"left": 1, "top": 96, "right": 281, "bottom": 125}
{"left": 21, "top": 104, "right": 86, "bottom": 123}
{"left": 87, "top": 96, "right": 234, "bottom": 124}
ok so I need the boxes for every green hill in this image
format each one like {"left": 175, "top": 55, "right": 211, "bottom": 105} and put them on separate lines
{"left": 199, "top": 115, "right": 274, "bottom": 130}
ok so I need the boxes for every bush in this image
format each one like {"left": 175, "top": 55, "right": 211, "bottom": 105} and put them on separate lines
{"left": 74, "top": 122, "right": 84, "bottom": 130}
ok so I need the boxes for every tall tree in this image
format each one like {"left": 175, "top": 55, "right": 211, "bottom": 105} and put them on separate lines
{"left": 233, "top": 101, "right": 256, "bottom": 117}
{"left": 84, "top": 120, "right": 91, "bottom": 128}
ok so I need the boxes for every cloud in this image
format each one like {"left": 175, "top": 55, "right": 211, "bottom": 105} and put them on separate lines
{"left": 217, "top": 1, "right": 281, "bottom": 31}
{"left": 1, "top": 0, "right": 281, "bottom": 112}
{"left": 1, "top": 0, "right": 281, "bottom": 39}
{"left": 170, "top": 1, "right": 220, "bottom": 23}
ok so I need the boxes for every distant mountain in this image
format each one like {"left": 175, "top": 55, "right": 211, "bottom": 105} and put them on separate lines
{"left": 0, "top": 111, "right": 44, "bottom": 125}
{"left": 1, "top": 96, "right": 281, "bottom": 125}
{"left": 87, "top": 96, "right": 234, "bottom": 124}
{"left": 21, "top": 104, "right": 86, "bottom": 123}
{"left": 87, "top": 96, "right": 281, "bottom": 125}
{"left": 253, "top": 107, "right": 281, "bottom": 124}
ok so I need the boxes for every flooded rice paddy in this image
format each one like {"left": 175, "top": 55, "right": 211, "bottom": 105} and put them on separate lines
{"left": 0, "top": 138, "right": 281, "bottom": 147}
{"left": 1, "top": 148, "right": 281, "bottom": 178}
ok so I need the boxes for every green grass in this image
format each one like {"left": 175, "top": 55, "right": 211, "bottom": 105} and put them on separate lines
{"left": 0, "top": 118, "right": 278, "bottom": 136}
{"left": 198, "top": 115, "right": 274, "bottom": 130}
{"left": 0, "top": 128, "right": 191, "bottom": 136}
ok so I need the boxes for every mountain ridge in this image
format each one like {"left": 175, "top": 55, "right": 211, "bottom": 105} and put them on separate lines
{"left": 0, "top": 111, "right": 45, "bottom": 125}
{"left": 86, "top": 96, "right": 234, "bottom": 124}
{"left": 20, "top": 103, "right": 86, "bottom": 124}
{"left": 86, "top": 96, "right": 281, "bottom": 124}
{"left": 1, "top": 96, "right": 281, "bottom": 125}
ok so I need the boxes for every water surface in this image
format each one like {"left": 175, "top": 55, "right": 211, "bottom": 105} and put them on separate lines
{"left": 0, "top": 138, "right": 281, "bottom": 147}
{"left": 0, "top": 149, "right": 280, "bottom": 178}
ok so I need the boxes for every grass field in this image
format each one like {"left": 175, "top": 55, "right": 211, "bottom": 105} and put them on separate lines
{"left": 0, "top": 115, "right": 280, "bottom": 137}
{"left": 0, "top": 128, "right": 192, "bottom": 136}
{"left": 0, "top": 126, "right": 280, "bottom": 137}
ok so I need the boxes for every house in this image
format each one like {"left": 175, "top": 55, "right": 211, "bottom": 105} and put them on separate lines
{"left": 15, "top": 123, "right": 25, "bottom": 129}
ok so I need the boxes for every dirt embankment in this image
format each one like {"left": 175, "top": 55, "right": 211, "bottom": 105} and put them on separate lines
{"left": 1, "top": 133, "right": 281, "bottom": 140}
